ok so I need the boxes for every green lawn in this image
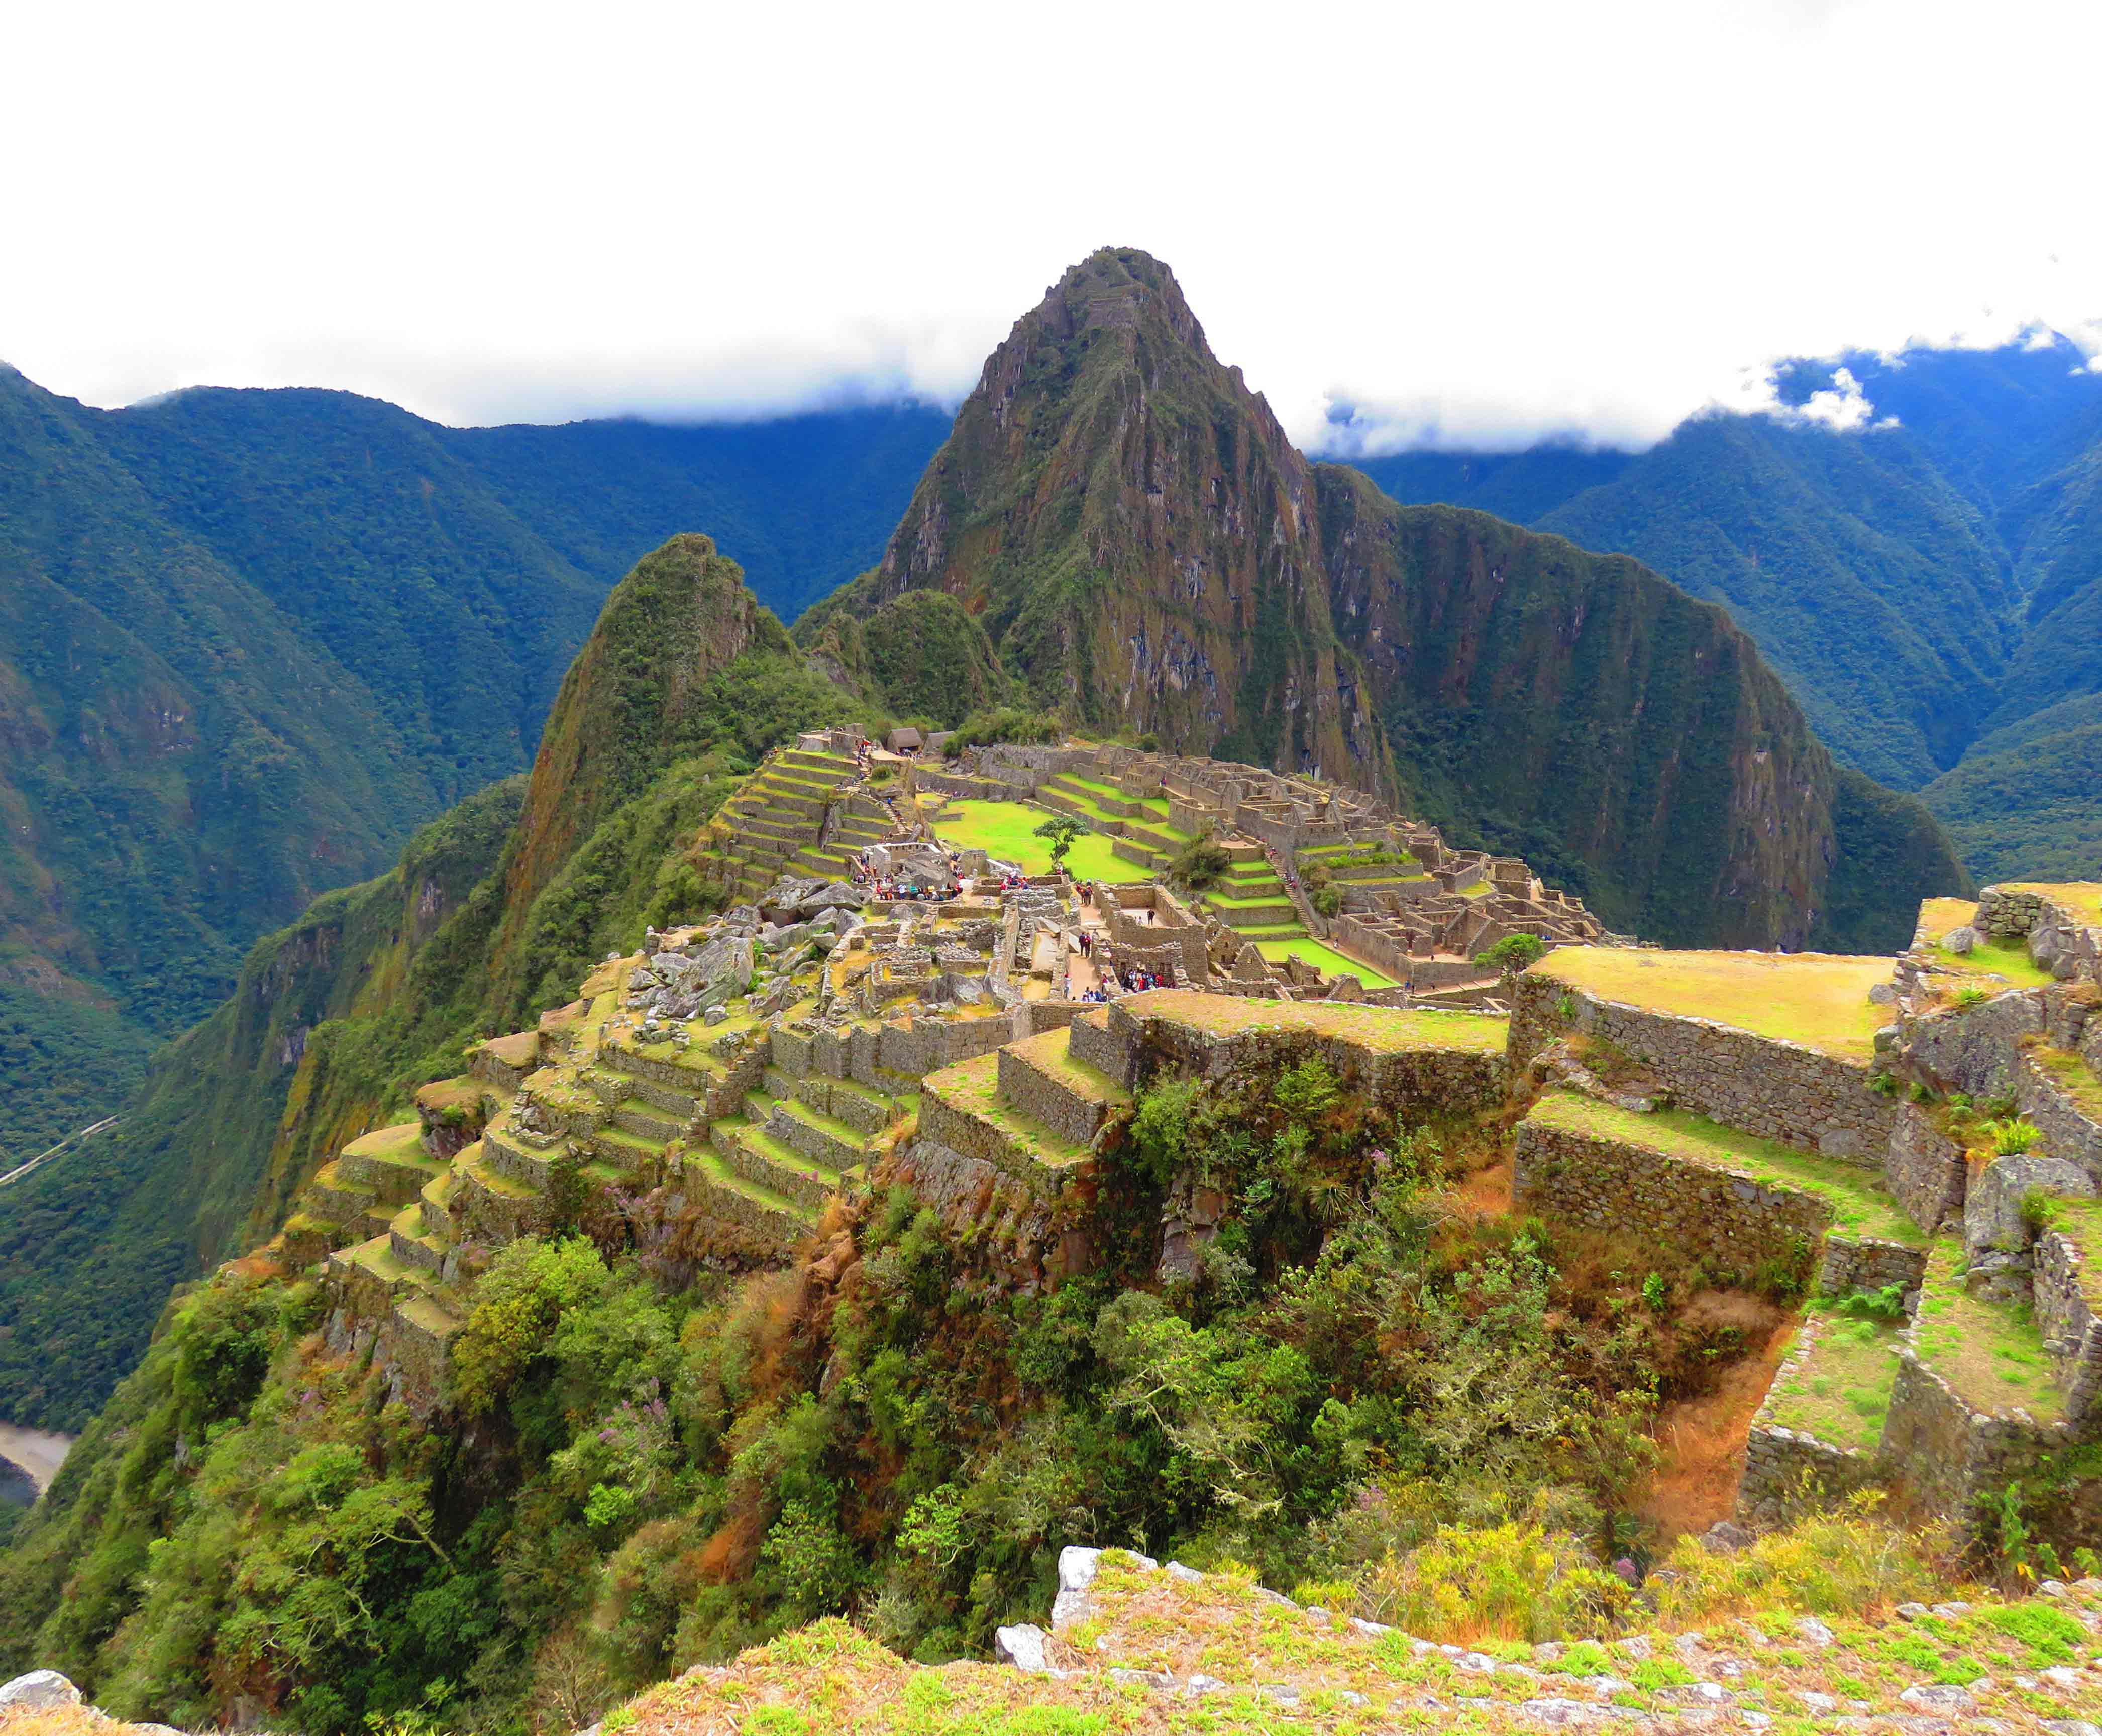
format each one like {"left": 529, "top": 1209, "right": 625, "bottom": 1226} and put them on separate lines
{"left": 1530, "top": 946, "right": 1896, "bottom": 1062}
{"left": 1527, "top": 1092, "right": 1921, "bottom": 1243}
{"left": 1255, "top": 937, "right": 1397, "bottom": 990}
{"left": 931, "top": 800, "right": 1135, "bottom": 882}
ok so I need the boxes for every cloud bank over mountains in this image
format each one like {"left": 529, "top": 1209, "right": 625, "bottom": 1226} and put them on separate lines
{"left": 7, "top": 1, "right": 2102, "bottom": 452}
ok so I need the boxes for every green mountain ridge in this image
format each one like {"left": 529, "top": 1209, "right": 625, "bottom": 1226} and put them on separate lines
{"left": 1355, "top": 335, "right": 2102, "bottom": 883}
{"left": 0, "top": 369, "right": 945, "bottom": 1179}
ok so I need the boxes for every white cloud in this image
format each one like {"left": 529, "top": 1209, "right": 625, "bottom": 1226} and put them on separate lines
{"left": 4, "top": 0, "right": 2101, "bottom": 450}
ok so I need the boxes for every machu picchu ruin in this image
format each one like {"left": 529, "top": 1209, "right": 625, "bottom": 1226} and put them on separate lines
{"left": 274, "top": 727, "right": 2102, "bottom": 1566}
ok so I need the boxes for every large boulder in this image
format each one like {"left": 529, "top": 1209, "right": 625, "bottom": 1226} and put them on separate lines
{"left": 0, "top": 1671, "right": 82, "bottom": 1709}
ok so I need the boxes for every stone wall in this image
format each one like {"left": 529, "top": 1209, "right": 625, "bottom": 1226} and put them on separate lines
{"left": 2015, "top": 1048, "right": 2102, "bottom": 1185}
{"left": 1884, "top": 1100, "right": 1969, "bottom": 1234}
{"left": 1508, "top": 973, "right": 1897, "bottom": 1161}
{"left": 1978, "top": 885, "right": 2102, "bottom": 985}
{"left": 2033, "top": 1227, "right": 2102, "bottom": 1426}
{"left": 1513, "top": 1118, "right": 1830, "bottom": 1288}
{"left": 1738, "top": 1324, "right": 1884, "bottom": 1528}
{"left": 1103, "top": 1000, "right": 1507, "bottom": 1124}
{"left": 999, "top": 1048, "right": 1111, "bottom": 1147}
{"left": 917, "top": 1087, "right": 1085, "bottom": 1192}
{"left": 1816, "top": 1235, "right": 1929, "bottom": 1298}
{"left": 1878, "top": 1352, "right": 2082, "bottom": 1546}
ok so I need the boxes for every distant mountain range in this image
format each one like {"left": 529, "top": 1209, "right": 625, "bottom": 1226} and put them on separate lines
{"left": 0, "top": 369, "right": 948, "bottom": 1174}
{"left": 1352, "top": 336, "right": 2102, "bottom": 882}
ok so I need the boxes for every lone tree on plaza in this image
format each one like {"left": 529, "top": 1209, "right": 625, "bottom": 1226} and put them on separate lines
{"left": 1032, "top": 813, "right": 1085, "bottom": 872}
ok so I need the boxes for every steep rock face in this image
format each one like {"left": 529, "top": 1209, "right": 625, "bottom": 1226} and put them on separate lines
{"left": 813, "top": 246, "right": 1964, "bottom": 947}
{"left": 840, "top": 248, "right": 1389, "bottom": 789}
{"left": 1317, "top": 476, "right": 1841, "bottom": 946}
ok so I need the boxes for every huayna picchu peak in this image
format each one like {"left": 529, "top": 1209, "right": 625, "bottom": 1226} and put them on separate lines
{"left": 5, "top": 247, "right": 2074, "bottom": 1736}
{"left": 799, "top": 247, "right": 1968, "bottom": 954}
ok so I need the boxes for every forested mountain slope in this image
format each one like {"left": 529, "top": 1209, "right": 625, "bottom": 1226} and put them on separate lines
{"left": 0, "top": 534, "right": 882, "bottom": 1428}
{"left": 0, "top": 368, "right": 944, "bottom": 1183}
{"left": 1355, "top": 336, "right": 2102, "bottom": 881}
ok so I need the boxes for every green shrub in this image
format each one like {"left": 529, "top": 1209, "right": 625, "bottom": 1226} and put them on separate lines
{"left": 1352, "top": 1521, "right": 1633, "bottom": 1642}
{"left": 1990, "top": 1118, "right": 2042, "bottom": 1156}
{"left": 1166, "top": 829, "right": 1231, "bottom": 892}
{"left": 1474, "top": 933, "right": 1548, "bottom": 975}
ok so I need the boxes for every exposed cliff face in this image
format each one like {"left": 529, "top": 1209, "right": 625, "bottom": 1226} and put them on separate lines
{"left": 840, "top": 248, "right": 1389, "bottom": 790}
{"left": 811, "top": 246, "right": 1967, "bottom": 948}
{"left": 1316, "top": 475, "right": 1842, "bottom": 946}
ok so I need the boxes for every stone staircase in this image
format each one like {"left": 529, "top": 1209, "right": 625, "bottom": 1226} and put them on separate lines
{"left": 1199, "top": 842, "right": 1305, "bottom": 941}
{"left": 710, "top": 746, "right": 867, "bottom": 901}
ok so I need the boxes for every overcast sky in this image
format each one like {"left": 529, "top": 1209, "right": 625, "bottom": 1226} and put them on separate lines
{"left": 7, "top": 0, "right": 2100, "bottom": 453}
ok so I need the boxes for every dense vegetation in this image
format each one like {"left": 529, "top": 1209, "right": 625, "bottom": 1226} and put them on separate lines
{"left": 0, "top": 534, "right": 894, "bottom": 1430}
{"left": 1356, "top": 334, "right": 2102, "bottom": 880}
{"left": 0, "top": 1057, "right": 1828, "bottom": 1732}
{"left": 0, "top": 364, "right": 941, "bottom": 1191}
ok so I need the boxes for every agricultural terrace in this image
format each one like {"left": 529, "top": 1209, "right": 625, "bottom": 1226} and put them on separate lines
{"left": 928, "top": 799, "right": 1134, "bottom": 883}
{"left": 1530, "top": 947, "right": 1895, "bottom": 1063}
{"left": 2003, "top": 881, "right": 2102, "bottom": 925}
{"left": 1912, "top": 1241, "right": 2064, "bottom": 1423}
{"left": 1916, "top": 897, "right": 2056, "bottom": 988}
{"left": 1765, "top": 1314, "right": 1903, "bottom": 1452}
{"left": 1526, "top": 1093, "right": 1921, "bottom": 1244}
{"left": 1119, "top": 989, "right": 1506, "bottom": 1055}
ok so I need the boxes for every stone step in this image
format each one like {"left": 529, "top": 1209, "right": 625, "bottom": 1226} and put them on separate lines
{"left": 598, "top": 1068, "right": 703, "bottom": 1122}
{"left": 483, "top": 1120, "right": 559, "bottom": 1189}
{"left": 997, "top": 1028, "right": 1129, "bottom": 1146}
{"left": 307, "top": 1160, "right": 378, "bottom": 1226}
{"left": 709, "top": 1118, "right": 841, "bottom": 1213}
{"left": 685, "top": 1142, "right": 816, "bottom": 1248}
{"left": 336, "top": 1123, "right": 447, "bottom": 1204}
{"left": 419, "top": 1168, "right": 461, "bottom": 1240}
{"left": 586, "top": 1124, "right": 668, "bottom": 1174}
{"left": 454, "top": 1142, "right": 548, "bottom": 1246}
{"left": 1067, "top": 1007, "right": 1129, "bottom": 1083}
{"left": 2016, "top": 1044, "right": 2102, "bottom": 1185}
{"left": 918, "top": 1050, "right": 1093, "bottom": 1186}
{"left": 613, "top": 1097, "right": 684, "bottom": 1141}
{"left": 766, "top": 1097, "right": 868, "bottom": 1173}
{"left": 389, "top": 1205, "right": 448, "bottom": 1275}
{"left": 796, "top": 1072, "right": 898, "bottom": 1138}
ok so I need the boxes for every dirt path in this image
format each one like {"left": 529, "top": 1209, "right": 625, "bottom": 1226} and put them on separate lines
{"left": 1642, "top": 1308, "right": 1795, "bottom": 1542}
{"left": 0, "top": 1422, "right": 74, "bottom": 1494}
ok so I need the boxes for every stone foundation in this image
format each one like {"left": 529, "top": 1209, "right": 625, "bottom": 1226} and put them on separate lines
{"left": 1513, "top": 1118, "right": 1831, "bottom": 1287}
{"left": 1508, "top": 974, "right": 1895, "bottom": 1161}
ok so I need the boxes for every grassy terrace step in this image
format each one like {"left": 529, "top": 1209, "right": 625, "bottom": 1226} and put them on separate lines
{"left": 1916, "top": 897, "right": 2058, "bottom": 988}
{"left": 923, "top": 1050, "right": 1091, "bottom": 1170}
{"left": 1004, "top": 1027, "right": 1130, "bottom": 1108}
{"left": 1526, "top": 1094, "right": 1922, "bottom": 1244}
{"left": 688, "top": 1141, "right": 818, "bottom": 1223}
{"left": 1765, "top": 1313, "right": 1903, "bottom": 1451}
{"left": 1529, "top": 946, "right": 1897, "bottom": 1063}
{"left": 460, "top": 1147, "right": 538, "bottom": 1200}
{"left": 1912, "top": 1240, "right": 2063, "bottom": 1422}
{"left": 1117, "top": 988, "right": 1507, "bottom": 1054}
{"left": 1255, "top": 936, "right": 1398, "bottom": 988}
{"left": 2030, "top": 1041, "right": 2102, "bottom": 1117}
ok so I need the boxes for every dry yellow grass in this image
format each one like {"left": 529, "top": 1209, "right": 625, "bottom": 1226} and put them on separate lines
{"left": 1530, "top": 947, "right": 1896, "bottom": 1062}
{"left": 1120, "top": 988, "right": 1507, "bottom": 1054}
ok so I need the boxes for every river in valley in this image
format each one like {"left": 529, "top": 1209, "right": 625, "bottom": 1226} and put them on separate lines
{"left": 0, "top": 1422, "right": 74, "bottom": 1504}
